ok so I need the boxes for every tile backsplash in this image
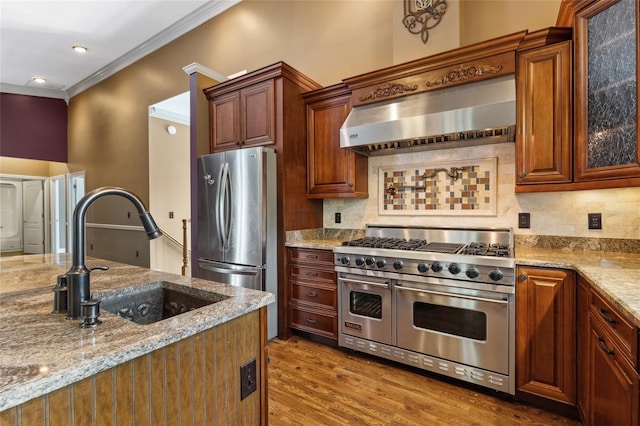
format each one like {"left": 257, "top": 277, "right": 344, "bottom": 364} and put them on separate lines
{"left": 323, "top": 143, "right": 640, "bottom": 240}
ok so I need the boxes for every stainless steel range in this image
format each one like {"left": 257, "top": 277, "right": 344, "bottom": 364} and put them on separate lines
{"left": 334, "top": 225, "right": 516, "bottom": 394}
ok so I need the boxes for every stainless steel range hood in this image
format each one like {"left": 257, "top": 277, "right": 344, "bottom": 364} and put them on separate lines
{"left": 340, "top": 75, "right": 516, "bottom": 156}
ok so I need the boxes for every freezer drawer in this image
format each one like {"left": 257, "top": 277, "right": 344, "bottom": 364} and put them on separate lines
{"left": 197, "top": 259, "right": 263, "bottom": 291}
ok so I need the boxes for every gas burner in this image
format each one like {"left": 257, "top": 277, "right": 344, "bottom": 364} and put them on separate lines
{"left": 463, "top": 242, "right": 511, "bottom": 257}
{"left": 342, "top": 237, "right": 427, "bottom": 251}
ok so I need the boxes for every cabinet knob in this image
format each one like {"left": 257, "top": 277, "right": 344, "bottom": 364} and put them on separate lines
{"left": 519, "top": 172, "right": 526, "bottom": 178}
{"left": 518, "top": 274, "right": 527, "bottom": 282}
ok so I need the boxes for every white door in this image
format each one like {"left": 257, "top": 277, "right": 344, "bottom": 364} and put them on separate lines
{"left": 50, "top": 175, "right": 66, "bottom": 254}
{"left": 67, "top": 172, "right": 85, "bottom": 249}
{"left": 23, "top": 180, "right": 44, "bottom": 254}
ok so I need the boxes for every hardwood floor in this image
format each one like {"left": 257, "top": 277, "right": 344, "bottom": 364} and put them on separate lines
{"left": 267, "top": 337, "right": 580, "bottom": 425}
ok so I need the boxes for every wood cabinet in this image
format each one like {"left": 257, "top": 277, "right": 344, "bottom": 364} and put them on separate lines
{"left": 516, "top": 266, "right": 576, "bottom": 406}
{"left": 303, "top": 83, "right": 368, "bottom": 198}
{"left": 576, "top": 275, "right": 590, "bottom": 420}
{"left": 203, "top": 62, "right": 324, "bottom": 339}
{"left": 516, "top": 30, "right": 573, "bottom": 187}
{"left": 583, "top": 284, "right": 639, "bottom": 425}
{"left": 208, "top": 79, "right": 275, "bottom": 152}
{"left": 287, "top": 247, "right": 338, "bottom": 343}
{"left": 522, "top": 3, "right": 640, "bottom": 192}
{"left": 573, "top": 0, "right": 640, "bottom": 185}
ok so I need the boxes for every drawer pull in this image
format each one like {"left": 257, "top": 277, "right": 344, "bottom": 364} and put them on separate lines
{"left": 306, "top": 255, "right": 318, "bottom": 259}
{"left": 306, "top": 318, "right": 317, "bottom": 324}
{"left": 597, "top": 337, "right": 614, "bottom": 356}
{"left": 306, "top": 272, "right": 318, "bottom": 277}
{"left": 599, "top": 308, "right": 616, "bottom": 324}
{"left": 306, "top": 291, "right": 318, "bottom": 298}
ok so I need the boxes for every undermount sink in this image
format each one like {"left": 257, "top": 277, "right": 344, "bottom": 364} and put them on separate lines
{"left": 99, "top": 281, "right": 229, "bottom": 325}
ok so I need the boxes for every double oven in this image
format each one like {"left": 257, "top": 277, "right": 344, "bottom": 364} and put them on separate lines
{"left": 334, "top": 225, "right": 516, "bottom": 394}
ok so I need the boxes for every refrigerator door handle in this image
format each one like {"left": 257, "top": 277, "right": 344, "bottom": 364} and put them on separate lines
{"left": 217, "top": 162, "right": 230, "bottom": 251}
{"left": 223, "top": 162, "right": 232, "bottom": 251}
{"left": 198, "top": 261, "right": 261, "bottom": 276}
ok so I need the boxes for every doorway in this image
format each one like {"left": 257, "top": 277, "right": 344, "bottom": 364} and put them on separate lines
{"left": 148, "top": 92, "right": 190, "bottom": 275}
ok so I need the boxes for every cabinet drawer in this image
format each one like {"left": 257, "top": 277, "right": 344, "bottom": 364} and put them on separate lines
{"left": 289, "top": 306, "right": 337, "bottom": 339}
{"left": 289, "top": 265, "right": 335, "bottom": 283}
{"left": 289, "top": 248, "right": 334, "bottom": 266}
{"left": 590, "top": 289, "right": 637, "bottom": 365}
{"left": 290, "top": 281, "right": 337, "bottom": 310}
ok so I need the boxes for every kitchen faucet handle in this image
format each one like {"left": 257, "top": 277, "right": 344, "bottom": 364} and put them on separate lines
{"left": 90, "top": 265, "right": 110, "bottom": 272}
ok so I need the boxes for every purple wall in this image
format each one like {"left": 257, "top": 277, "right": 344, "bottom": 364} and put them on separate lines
{"left": 0, "top": 93, "right": 68, "bottom": 162}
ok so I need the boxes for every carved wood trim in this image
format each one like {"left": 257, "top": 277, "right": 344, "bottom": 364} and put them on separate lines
{"left": 424, "top": 64, "right": 503, "bottom": 87}
{"left": 358, "top": 82, "right": 418, "bottom": 102}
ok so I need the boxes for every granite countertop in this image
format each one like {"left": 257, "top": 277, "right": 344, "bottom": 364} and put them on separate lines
{"left": 0, "top": 254, "right": 275, "bottom": 412}
{"left": 286, "top": 233, "right": 640, "bottom": 329}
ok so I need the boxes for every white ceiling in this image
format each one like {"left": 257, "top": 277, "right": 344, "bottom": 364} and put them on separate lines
{"left": 0, "top": 0, "right": 240, "bottom": 100}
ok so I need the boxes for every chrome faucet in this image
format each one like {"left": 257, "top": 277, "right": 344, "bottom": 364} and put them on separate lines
{"left": 64, "top": 186, "right": 162, "bottom": 320}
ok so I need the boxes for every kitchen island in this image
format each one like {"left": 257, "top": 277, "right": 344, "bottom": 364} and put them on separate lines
{"left": 0, "top": 254, "right": 274, "bottom": 424}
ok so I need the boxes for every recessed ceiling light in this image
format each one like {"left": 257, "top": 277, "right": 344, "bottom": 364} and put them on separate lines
{"left": 32, "top": 77, "right": 46, "bottom": 84}
{"left": 72, "top": 45, "right": 88, "bottom": 53}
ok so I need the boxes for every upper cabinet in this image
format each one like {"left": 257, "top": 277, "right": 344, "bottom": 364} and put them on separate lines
{"left": 516, "top": 29, "right": 573, "bottom": 186}
{"left": 574, "top": 0, "right": 640, "bottom": 183}
{"left": 518, "top": 2, "right": 639, "bottom": 192}
{"left": 207, "top": 79, "right": 275, "bottom": 152}
{"left": 303, "top": 83, "right": 368, "bottom": 199}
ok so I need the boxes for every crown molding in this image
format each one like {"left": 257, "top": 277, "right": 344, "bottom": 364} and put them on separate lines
{"left": 148, "top": 106, "right": 190, "bottom": 126}
{"left": 66, "top": 0, "right": 241, "bottom": 99}
{"left": 182, "top": 62, "right": 229, "bottom": 82}
{"left": 0, "top": 83, "right": 68, "bottom": 102}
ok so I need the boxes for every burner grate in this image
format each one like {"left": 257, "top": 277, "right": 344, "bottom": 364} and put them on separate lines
{"left": 416, "top": 242, "right": 465, "bottom": 254}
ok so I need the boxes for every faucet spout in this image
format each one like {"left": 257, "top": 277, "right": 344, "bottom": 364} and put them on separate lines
{"left": 65, "top": 186, "right": 162, "bottom": 319}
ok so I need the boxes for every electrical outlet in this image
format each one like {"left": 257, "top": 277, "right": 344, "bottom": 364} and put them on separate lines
{"left": 588, "top": 213, "right": 602, "bottom": 230}
{"left": 169, "top": 211, "right": 174, "bottom": 219}
{"left": 335, "top": 212, "right": 341, "bottom": 224}
{"left": 518, "top": 213, "right": 530, "bottom": 229}
{"left": 240, "top": 358, "right": 257, "bottom": 400}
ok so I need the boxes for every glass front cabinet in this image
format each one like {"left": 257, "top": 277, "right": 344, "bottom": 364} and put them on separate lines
{"left": 574, "top": 0, "right": 640, "bottom": 182}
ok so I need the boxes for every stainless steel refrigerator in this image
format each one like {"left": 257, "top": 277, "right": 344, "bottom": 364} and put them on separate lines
{"left": 196, "top": 147, "right": 277, "bottom": 339}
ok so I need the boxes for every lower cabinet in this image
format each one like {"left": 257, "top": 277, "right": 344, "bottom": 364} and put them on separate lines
{"left": 287, "top": 247, "right": 338, "bottom": 342}
{"left": 516, "top": 266, "right": 576, "bottom": 405}
{"left": 582, "top": 281, "right": 639, "bottom": 425}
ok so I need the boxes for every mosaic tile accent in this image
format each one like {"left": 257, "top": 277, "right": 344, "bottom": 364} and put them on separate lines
{"left": 378, "top": 158, "right": 497, "bottom": 216}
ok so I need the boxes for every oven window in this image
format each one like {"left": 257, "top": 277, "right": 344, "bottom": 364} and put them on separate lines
{"left": 349, "top": 291, "right": 382, "bottom": 319}
{"left": 413, "top": 302, "right": 487, "bottom": 341}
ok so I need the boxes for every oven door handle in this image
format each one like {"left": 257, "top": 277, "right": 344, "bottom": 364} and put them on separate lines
{"left": 339, "top": 278, "right": 390, "bottom": 288}
{"left": 395, "top": 286, "right": 508, "bottom": 304}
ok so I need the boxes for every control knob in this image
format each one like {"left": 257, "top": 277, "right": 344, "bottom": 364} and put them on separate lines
{"left": 376, "top": 259, "right": 387, "bottom": 268}
{"left": 340, "top": 256, "right": 350, "bottom": 265}
{"left": 489, "top": 268, "right": 504, "bottom": 281}
{"left": 465, "top": 267, "right": 480, "bottom": 279}
{"left": 417, "top": 263, "right": 429, "bottom": 273}
{"left": 431, "top": 262, "right": 443, "bottom": 272}
{"left": 365, "top": 257, "right": 375, "bottom": 266}
{"left": 448, "top": 263, "right": 461, "bottom": 275}
{"left": 355, "top": 257, "right": 365, "bottom": 266}
{"left": 393, "top": 260, "right": 404, "bottom": 270}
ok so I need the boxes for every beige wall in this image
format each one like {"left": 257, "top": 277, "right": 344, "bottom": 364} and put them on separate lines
{"left": 66, "top": 0, "right": 638, "bottom": 248}
{"left": 459, "top": 0, "right": 561, "bottom": 46}
{"left": 68, "top": 0, "right": 561, "bottom": 205}
{"left": 0, "top": 157, "right": 69, "bottom": 177}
